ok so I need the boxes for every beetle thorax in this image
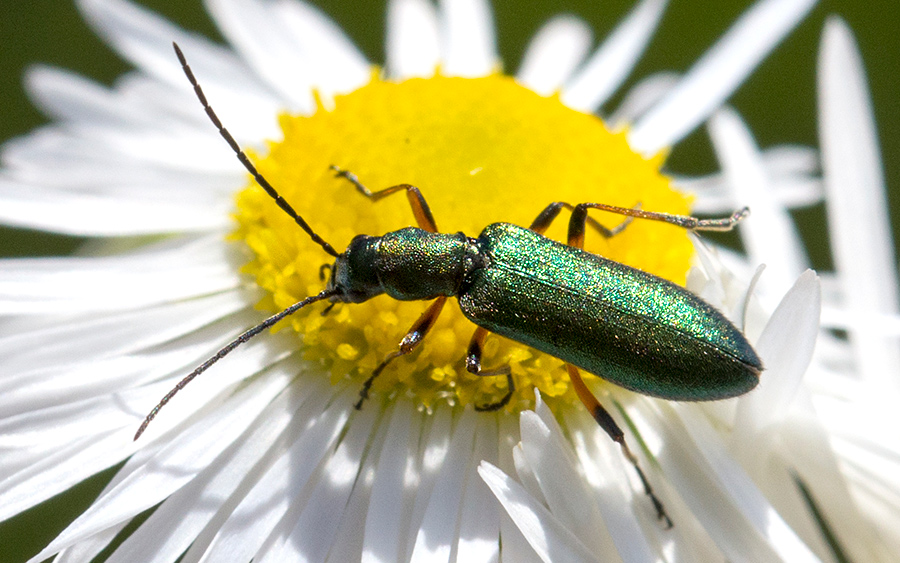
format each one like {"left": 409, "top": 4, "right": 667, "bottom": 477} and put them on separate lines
{"left": 330, "top": 228, "right": 478, "bottom": 304}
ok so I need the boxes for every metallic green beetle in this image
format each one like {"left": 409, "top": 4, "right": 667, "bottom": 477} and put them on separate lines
{"left": 138, "top": 44, "right": 764, "bottom": 528}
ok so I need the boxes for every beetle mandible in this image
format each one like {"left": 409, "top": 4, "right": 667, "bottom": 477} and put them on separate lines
{"left": 137, "top": 43, "right": 764, "bottom": 528}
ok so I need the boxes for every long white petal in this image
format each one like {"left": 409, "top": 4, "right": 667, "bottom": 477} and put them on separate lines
{"left": 104, "top": 381, "right": 318, "bottom": 563}
{"left": 665, "top": 403, "right": 820, "bottom": 562}
{"left": 708, "top": 108, "right": 809, "bottom": 301}
{"left": 455, "top": 415, "right": 501, "bottom": 562}
{"left": 563, "top": 409, "right": 660, "bottom": 561}
{"left": 439, "top": 0, "right": 497, "bottom": 77}
{"left": 25, "top": 370, "right": 292, "bottom": 562}
{"left": 408, "top": 410, "right": 476, "bottom": 561}
{"left": 733, "top": 270, "right": 820, "bottom": 439}
{"left": 517, "top": 16, "right": 592, "bottom": 96}
{"left": 402, "top": 406, "right": 454, "bottom": 560}
{"left": 518, "top": 409, "right": 609, "bottom": 556}
{"left": 818, "top": 17, "right": 900, "bottom": 391}
{"left": 188, "top": 387, "right": 351, "bottom": 561}
{"left": 562, "top": 0, "right": 667, "bottom": 112}
{"left": 362, "top": 401, "right": 423, "bottom": 563}
{"left": 77, "top": 0, "right": 280, "bottom": 137}
{"left": 629, "top": 0, "right": 817, "bottom": 154}
{"left": 255, "top": 402, "right": 380, "bottom": 563}
{"left": 478, "top": 462, "right": 596, "bottom": 563}
{"left": 386, "top": 0, "right": 441, "bottom": 79}
{"left": 0, "top": 236, "right": 240, "bottom": 314}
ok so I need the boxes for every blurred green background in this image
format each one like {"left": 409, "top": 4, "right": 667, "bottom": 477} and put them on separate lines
{"left": 0, "top": 0, "right": 897, "bottom": 561}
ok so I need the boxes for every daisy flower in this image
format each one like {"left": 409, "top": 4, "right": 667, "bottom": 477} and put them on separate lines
{"left": 2, "top": 0, "right": 893, "bottom": 561}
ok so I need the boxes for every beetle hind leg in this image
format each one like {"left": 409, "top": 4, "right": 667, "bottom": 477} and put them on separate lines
{"left": 529, "top": 202, "right": 634, "bottom": 239}
{"left": 467, "top": 327, "right": 515, "bottom": 411}
{"left": 566, "top": 364, "right": 673, "bottom": 528}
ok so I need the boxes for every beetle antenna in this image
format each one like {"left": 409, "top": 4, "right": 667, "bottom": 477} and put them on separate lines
{"left": 134, "top": 288, "right": 338, "bottom": 441}
{"left": 173, "top": 42, "right": 340, "bottom": 258}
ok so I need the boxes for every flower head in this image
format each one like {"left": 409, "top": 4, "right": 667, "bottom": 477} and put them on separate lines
{"left": 1, "top": 0, "right": 896, "bottom": 561}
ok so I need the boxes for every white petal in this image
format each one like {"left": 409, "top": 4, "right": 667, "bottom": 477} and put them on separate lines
{"left": 518, "top": 408, "right": 614, "bottom": 557}
{"left": 666, "top": 403, "right": 820, "bottom": 562}
{"left": 24, "top": 370, "right": 293, "bottom": 562}
{"left": 733, "top": 270, "right": 820, "bottom": 439}
{"left": 708, "top": 108, "right": 809, "bottom": 300}
{"left": 517, "top": 16, "right": 592, "bottom": 96}
{"left": 401, "top": 406, "right": 454, "bottom": 559}
{"left": 629, "top": 0, "right": 817, "bottom": 154}
{"left": 192, "top": 388, "right": 350, "bottom": 561}
{"left": 0, "top": 434, "right": 122, "bottom": 524}
{"left": 268, "top": 0, "right": 370, "bottom": 93}
{"left": 562, "top": 0, "right": 668, "bottom": 112}
{"left": 77, "top": 0, "right": 281, "bottom": 135}
{"left": 495, "top": 414, "right": 543, "bottom": 563}
{"left": 2, "top": 120, "right": 239, "bottom": 177}
{"left": 386, "top": 0, "right": 441, "bottom": 79}
{"left": 55, "top": 526, "right": 126, "bottom": 563}
{"left": 607, "top": 72, "right": 678, "bottom": 128}
{"left": 0, "top": 236, "right": 240, "bottom": 314}
{"left": 324, "top": 440, "right": 378, "bottom": 563}
{"left": 255, "top": 400, "right": 380, "bottom": 563}
{"left": 0, "top": 299, "right": 262, "bottom": 406}
{"left": 21, "top": 63, "right": 275, "bottom": 164}
{"left": 0, "top": 179, "right": 231, "bottom": 236}
{"left": 3, "top": 101, "right": 241, "bottom": 189}
{"left": 455, "top": 415, "right": 501, "bottom": 562}
{"left": 563, "top": 409, "right": 660, "bottom": 561}
{"left": 408, "top": 410, "right": 476, "bottom": 562}
{"left": 478, "top": 462, "right": 596, "bottom": 563}
{"left": 203, "top": 0, "right": 312, "bottom": 112}
{"left": 205, "top": 0, "right": 368, "bottom": 112}
{"left": 680, "top": 144, "right": 823, "bottom": 214}
{"left": 77, "top": 0, "right": 233, "bottom": 83}
{"left": 104, "top": 381, "right": 317, "bottom": 563}
{"left": 782, "top": 403, "right": 896, "bottom": 562}
{"left": 818, "top": 17, "right": 900, "bottom": 390}
{"left": 439, "top": 0, "right": 497, "bottom": 77}
{"left": 362, "top": 401, "right": 424, "bottom": 563}
{"left": 26, "top": 65, "right": 160, "bottom": 129}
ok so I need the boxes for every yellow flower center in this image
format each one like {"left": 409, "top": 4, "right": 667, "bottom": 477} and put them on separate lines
{"left": 233, "top": 73, "right": 692, "bottom": 413}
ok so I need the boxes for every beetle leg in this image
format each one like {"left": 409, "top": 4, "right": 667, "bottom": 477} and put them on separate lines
{"left": 466, "top": 326, "right": 515, "bottom": 411}
{"left": 355, "top": 296, "right": 447, "bottom": 409}
{"left": 566, "top": 364, "right": 673, "bottom": 528}
{"left": 572, "top": 202, "right": 749, "bottom": 237}
{"left": 530, "top": 202, "right": 633, "bottom": 238}
{"left": 330, "top": 165, "right": 439, "bottom": 233}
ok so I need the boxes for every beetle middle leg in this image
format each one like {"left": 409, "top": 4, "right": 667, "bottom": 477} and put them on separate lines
{"left": 355, "top": 296, "right": 447, "bottom": 409}
{"left": 330, "top": 165, "right": 439, "bottom": 232}
{"left": 466, "top": 326, "right": 515, "bottom": 411}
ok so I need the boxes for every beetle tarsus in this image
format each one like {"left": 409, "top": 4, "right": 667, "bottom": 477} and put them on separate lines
{"left": 474, "top": 376, "right": 514, "bottom": 412}
{"left": 619, "top": 439, "right": 673, "bottom": 528}
{"left": 467, "top": 327, "right": 515, "bottom": 411}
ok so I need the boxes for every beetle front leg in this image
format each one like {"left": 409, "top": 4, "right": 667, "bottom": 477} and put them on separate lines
{"left": 355, "top": 296, "right": 447, "bottom": 409}
{"left": 330, "top": 165, "right": 439, "bottom": 233}
{"left": 466, "top": 326, "right": 515, "bottom": 411}
{"left": 566, "top": 364, "right": 673, "bottom": 528}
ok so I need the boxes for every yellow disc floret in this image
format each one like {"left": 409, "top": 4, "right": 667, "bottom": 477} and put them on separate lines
{"left": 233, "top": 73, "right": 692, "bottom": 412}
